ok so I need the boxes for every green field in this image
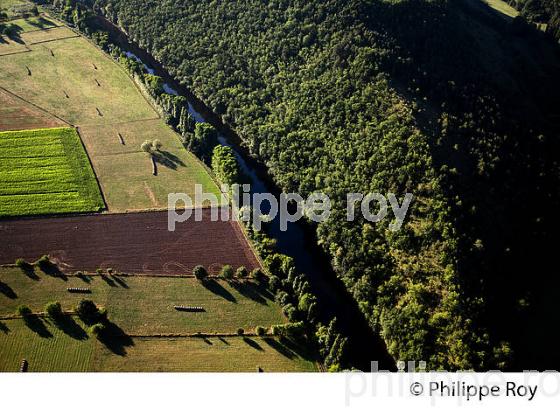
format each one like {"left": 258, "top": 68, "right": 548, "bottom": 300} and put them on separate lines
{"left": 485, "top": 0, "right": 519, "bottom": 18}
{"left": 0, "top": 268, "right": 285, "bottom": 334}
{"left": 0, "top": 268, "right": 317, "bottom": 371}
{"left": 0, "top": 319, "right": 316, "bottom": 372}
{"left": 0, "top": 127, "right": 104, "bottom": 217}
{"left": 0, "top": 30, "right": 221, "bottom": 211}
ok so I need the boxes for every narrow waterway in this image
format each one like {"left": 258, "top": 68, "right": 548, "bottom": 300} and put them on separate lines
{"left": 104, "top": 18, "right": 395, "bottom": 371}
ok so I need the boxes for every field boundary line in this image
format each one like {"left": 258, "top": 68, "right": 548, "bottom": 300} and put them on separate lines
{"left": 75, "top": 127, "right": 109, "bottom": 212}
{"left": 0, "top": 48, "right": 32, "bottom": 57}
{"left": 0, "top": 85, "right": 73, "bottom": 127}
{"left": 78, "top": 116, "right": 162, "bottom": 129}
{"left": 28, "top": 34, "right": 80, "bottom": 46}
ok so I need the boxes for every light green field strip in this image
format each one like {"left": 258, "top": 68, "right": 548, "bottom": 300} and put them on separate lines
{"left": 0, "top": 268, "right": 285, "bottom": 334}
{"left": 485, "top": 0, "right": 519, "bottom": 18}
{"left": 0, "top": 127, "right": 105, "bottom": 217}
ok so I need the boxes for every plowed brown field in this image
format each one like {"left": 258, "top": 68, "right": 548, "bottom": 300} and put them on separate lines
{"left": 0, "top": 209, "right": 260, "bottom": 274}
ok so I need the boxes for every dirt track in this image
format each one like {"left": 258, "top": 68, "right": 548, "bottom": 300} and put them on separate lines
{"left": 0, "top": 209, "right": 260, "bottom": 274}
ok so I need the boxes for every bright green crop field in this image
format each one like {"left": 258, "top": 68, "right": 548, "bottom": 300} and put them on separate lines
{"left": 0, "top": 127, "right": 105, "bottom": 217}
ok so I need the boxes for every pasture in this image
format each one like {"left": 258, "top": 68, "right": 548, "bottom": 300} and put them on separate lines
{"left": 0, "top": 30, "right": 221, "bottom": 211}
{"left": 485, "top": 0, "right": 519, "bottom": 18}
{"left": 0, "top": 268, "right": 317, "bottom": 371}
{"left": 0, "top": 127, "right": 104, "bottom": 217}
{"left": 0, "top": 268, "right": 281, "bottom": 334}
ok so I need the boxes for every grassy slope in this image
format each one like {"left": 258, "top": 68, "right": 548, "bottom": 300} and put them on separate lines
{"left": 0, "top": 29, "right": 221, "bottom": 211}
{"left": 0, "top": 127, "right": 104, "bottom": 217}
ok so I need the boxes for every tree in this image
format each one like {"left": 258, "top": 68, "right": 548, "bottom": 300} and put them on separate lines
{"left": 255, "top": 326, "right": 266, "bottom": 336}
{"left": 152, "top": 139, "right": 163, "bottom": 151}
{"left": 250, "top": 268, "right": 265, "bottom": 282}
{"left": 16, "top": 305, "right": 32, "bottom": 317}
{"left": 193, "top": 265, "right": 208, "bottom": 281}
{"left": 45, "top": 302, "right": 63, "bottom": 320}
{"left": 236, "top": 328, "right": 244, "bottom": 336}
{"left": 220, "top": 264, "right": 234, "bottom": 279}
{"left": 141, "top": 140, "right": 153, "bottom": 153}
{"left": 15, "top": 258, "right": 32, "bottom": 272}
{"left": 235, "top": 266, "right": 248, "bottom": 279}
{"left": 76, "top": 299, "right": 102, "bottom": 324}
{"left": 89, "top": 322, "right": 106, "bottom": 338}
{"left": 36, "top": 255, "right": 51, "bottom": 270}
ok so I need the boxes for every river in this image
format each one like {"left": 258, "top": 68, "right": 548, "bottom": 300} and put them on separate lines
{"left": 105, "top": 18, "right": 395, "bottom": 371}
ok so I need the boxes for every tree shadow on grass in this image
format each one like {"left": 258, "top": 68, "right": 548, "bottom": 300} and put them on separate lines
{"left": 76, "top": 273, "right": 92, "bottom": 283}
{"left": 201, "top": 279, "right": 237, "bottom": 303}
{"left": 243, "top": 337, "right": 264, "bottom": 351}
{"left": 0, "top": 281, "right": 17, "bottom": 299}
{"left": 28, "top": 17, "right": 54, "bottom": 30}
{"left": 51, "top": 315, "right": 88, "bottom": 341}
{"left": 0, "top": 321, "right": 9, "bottom": 334}
{"left": 153, "top": 150, "right": 186, "bottom": 170}
{"left": 5, "top": 25, "right": 24, "bottom": 44}
{"left": 39, "top": 263, "right": 67, "bottom": 281}
{"left": 218, "top": 336, "right": 230, "bottom": 345}
{"left": 99, "top": 274, "right": 117, "bottom": 287}
{"left": 111, "top": 276, "right": 129, "bottom": 289}
{"left": 98, "top": 321, "right": 134, "bottom": 356}
{"left": 21, "top": 266, "right": 40, "bottom": 281}
{"left": 23, "top": 315, "right": 52, "bottom": 338}
{"left": 229, "top": 281, "right": 268, "bottom": 305}
{"left": 262, "top": 337, "right": 298, "bottom": 360}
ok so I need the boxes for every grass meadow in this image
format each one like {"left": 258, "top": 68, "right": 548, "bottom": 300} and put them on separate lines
{"left": 0, "top": 31, "right": 221, "bottom": 211}
{"left": 0, "top": 268, "right": 317, "bottom": 371}
{"left": 0, "top": 128, "right": 104, "bottom": 217}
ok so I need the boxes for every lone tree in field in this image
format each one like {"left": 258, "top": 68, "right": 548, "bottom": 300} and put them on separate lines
{"left": 141, "top": 140, "right": 153, "bottom": 154}
{"left": 193, "top": 265, "right": 208, "bottom": 281}
{"left": 152, "top": 139, "right": 163, "bottom": 151}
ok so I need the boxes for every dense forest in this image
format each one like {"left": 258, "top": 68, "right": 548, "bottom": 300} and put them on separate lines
{"left": 48, "top": 0, "right": 560, "bottom": 370}
{"left": 507, "top": 0, "right": 560, "bottom": 40}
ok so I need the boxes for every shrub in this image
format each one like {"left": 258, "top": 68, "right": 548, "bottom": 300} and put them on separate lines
{"left": 220, "top": 264, "right": 234, "bottom": 279}
{"left": 36, "top": 255, "right": 51, "bottom": 269}
{"left": 250, "top": 268, "right": 265, "bottom": 282}
{"left": 16, "top": 305, "right": 32, "bottom": 317}
{"left": 152, "top": 139, "right": 163, "bottom": 151}
{"left": 141, "top": 140, "right": 153, "bottom": 153}
{"left": 45, "top": 302, "right": 62, "bottom": 319}
{"left": 255, "top": 326, "right": 266, "bottom": 336}
{"left": 106, "top": 268, "right": 113, "bottom": 274}
{"left": 89, "top": 322, "right": 106, "bottom": 338}
{"left": 236, "top": 328, "right": 245, "bottom": 336}
{"left": 76, "top": 299, "right": 101, "bottom": 324}
{"left": 15, "top": 258, "right": 32, "bottom": 271}
{"left": 96, "top": 268, "right": 103, "bottom": 274}
{"left": 235, "top": 266, "right": 248, "bottom": 279}
{"left": 193, "top": 265, "right": 208, "bottom": 281}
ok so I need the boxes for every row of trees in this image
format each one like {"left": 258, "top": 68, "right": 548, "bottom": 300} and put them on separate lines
{"left": 42, "top": 0, "right": 560, "bottom": 369}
